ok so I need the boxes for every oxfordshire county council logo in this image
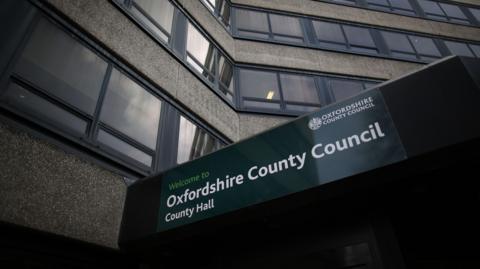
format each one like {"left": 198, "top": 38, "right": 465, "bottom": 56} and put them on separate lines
{"left": 308, "top": 117, "right": 322, "bottom": 130}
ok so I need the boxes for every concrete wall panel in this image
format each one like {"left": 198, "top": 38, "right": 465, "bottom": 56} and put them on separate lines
{"left": 238, "top": 113, "right": 291, "bottom": 140}
{"left": 0, "top": 123, "right": 126, "bottom": 249}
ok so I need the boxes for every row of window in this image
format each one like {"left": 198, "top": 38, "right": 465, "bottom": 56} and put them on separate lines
{"left": 233, "top": 7, "right": 480, "bottom": 62}
{"left": 323, "top": 0, "right": 480, "bottom": 27}
{"left": 1, "top": 5, "right": 225, "bottom": 177}
{"left": 115, "top": 0, "right": 383, "bottom": 114}
{"left": 237, "top": 67, "right": 378, "bottom": 114}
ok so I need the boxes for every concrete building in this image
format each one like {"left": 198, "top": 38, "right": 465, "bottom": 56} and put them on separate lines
{"left": 0, "top": 0, "right": 479, "bottom": 268}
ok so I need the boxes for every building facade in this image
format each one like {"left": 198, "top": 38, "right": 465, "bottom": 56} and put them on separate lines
{"left": 1, "top": 0, "right": 479, "bottom": 267}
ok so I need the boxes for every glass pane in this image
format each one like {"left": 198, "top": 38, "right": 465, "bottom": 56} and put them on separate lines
{"left": 409, "top": 35, "right": 441, "bottom": 56}
{"left": 270, "top": 14, "right": 303, "bottom": 38}
{"left": 312, "top": 21, "right": 345, "bottom": 44}
{"left": 381, "top": 31, "right": 414, "bottom": 53}
{"left": 470, "top": 8, "right": 480, "bottom": 22}
{"left": 343, "top": 25, "right": 376, "bottom": 48}
{"left": 444, "top": 41, "right": 474, "bottom": 57}
{"left": 100, "top": 68, "right": 161, "bottom": 149}
{"left": 134, "top": 0, "right": 174, "bottom": 37}
{"left": 469, "top": 44, "right": 480, "bottom": 58}
{"left": 97, "top": 129, "right": 152, "bottom": 167}
{"left": 14, "top": 18, "right": 107, "bottom": 115}
{"left": 177, "top": 116, "right": 218, "bottom": 164}
{"left": 239, "top": 69, "right": 280, "bottom": 100}
{"left": 5, "top": 83, "right": 87, "bottom": 134}
{"left": 201, "top": 0, "right": 215, "bottom": 11}
{"left": 186, "top": 23, "right": 215, "bottom": 77}
{"left": 329, "top": 79, "right": 364, "bottom": 102}
{"left": 218, "top": 54, "right": 234, "bottom": 93}
{"left": 219, "top": 0, "right": 231, "bottom": 27}
{"left": 131, "top": 6, "right": 169, "bottom": 42}
{"left": 439, "top": 3, "right": 466, "bottom": 19}
{"left": 418, "top": 0, "right": 444, "bottom": 16}
{"left": 235, "top": 9, "right": 269, "bottom": 32}
{"left": 279, "top": 74, "right": 320, "bottom": 104}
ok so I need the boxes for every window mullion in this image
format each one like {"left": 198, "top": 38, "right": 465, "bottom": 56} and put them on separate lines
{"left": 88, "top": 64, "right": 112, "bottom": 142}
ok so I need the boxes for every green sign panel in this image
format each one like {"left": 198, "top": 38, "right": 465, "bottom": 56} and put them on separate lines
{"left": 158, "top": 89, "right": 407, "bottom": 232}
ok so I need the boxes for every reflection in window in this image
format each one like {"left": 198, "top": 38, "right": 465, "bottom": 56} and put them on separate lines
{"left": 201, "top": 0, "right": 231, "bottom": 28}
{"left": 100, "top": 68, "right": 161, "bottom": 149}
{"left": 269, "top": 14, "right": 304, "bottom": 43}
{"left": 329, "top": 79, "right": 364, "bottom": 102}
{"left": 4, "top": 83, "right": 87, "bottom": 135}
{"left": 14, "top": 18, "right": 108, "bottom": 115}
{"left": 218, "top": 55, "right": 234, "bottom": 101}
{"left": 418, "top": 0, "right": 470, "bottom": 24}
{"left": 235, "top": 9, "right": 270, "bottom": 39}
{"left": 470, "top": 8, "right": 480, "bottom": 23}
{"left": 343, "top": 25, "right": 377, "bottom": 54}
{"left": 444, "top": 41, "right": 474, "bottom": 57}
{"left": 186, "top": 23, "right": 215, "bottom": 82}
{"left": 381, "top": 31, "right": 441, "bottom": 62}
{"left": 312, "top": 20, "right": 347, "bottom": 50}
{"left": 97, "top": 129, "right": 152, "bottom": 167}
{"left": 366, "top": 0, "right": 415, "bottom": 15}
{"left": 131, "top": 0, "right": 175, "bottom": 43}
{"left": 177, "top": 116, "right": 221, "bottom": 164}
{"left": 280, "top": 74, "right": 320, "bottom": 104}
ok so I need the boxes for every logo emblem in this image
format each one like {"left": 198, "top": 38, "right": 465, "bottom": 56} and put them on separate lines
{"left": 308, "top": 117, "right": 322, "bottom": 130}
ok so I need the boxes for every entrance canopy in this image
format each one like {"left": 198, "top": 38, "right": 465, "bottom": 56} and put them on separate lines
{"left": 120, "top": 56, "right": 480, "bottom": 251}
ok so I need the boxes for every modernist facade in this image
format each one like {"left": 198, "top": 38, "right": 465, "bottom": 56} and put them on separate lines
{"left": 0, "top": 0, "right": 479, "bottom": 268}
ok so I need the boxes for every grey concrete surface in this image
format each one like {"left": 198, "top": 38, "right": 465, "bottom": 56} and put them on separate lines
{"left": 176, "top": 0, "right": 235, "bottom": 58}
{"left": 235, "top": 40, "right": 423, "bottom": 80}
{"left": 231, "top": 0, "right": 480, "bottom": 42}
{"left": 0, "top": 122, "right": 126, "bottom": 249}
{"left": 238, "top": 113, "right": 291, "bottom": 140}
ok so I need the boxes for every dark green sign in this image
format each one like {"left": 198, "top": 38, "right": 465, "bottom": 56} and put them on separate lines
{"left": 157, "top": 89, "right": 406, "bottom": 232}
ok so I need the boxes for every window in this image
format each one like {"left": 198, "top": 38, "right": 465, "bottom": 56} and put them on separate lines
{"left": 130, "top": 0, "right": 175, "bottom": 43}
{"left": 4, "top": 83, "right": 88, "bottom": 135}
{"left": 312, "top": 21, "right": 377, "bottom": 54}
{"left": 330, "top": 0, "right": 357, "bottom": 5}
{"left": 99, "top": 68, "right": 161, "bottom": 151}
{"left": 186, "top": 22, "right": 215, "bottom": 82}
{"left": 343, "top": 25, "right": 377, "bottom": 54}
{"left": 218, "top": 54, "right": 234, "bottom": 101}
{"left": 366, "top": 0, "right": 416, "bottom": 16}
{"left": 418, "top": 0, "right": 470, "bottom": 24}
{"left": 235, "top": 9, "right": 305, "bottom": 44}
{"left": 201, "top": 0, "right": 231, "bottom": 28}
{"left": 177, "top": 116, "right": 222, "bottom": 164}
{"left": 444, "top": 41, "right": 474, "bottom": 57}
{"left": 470, "top": 8, "right": 480, "bottom": 23}
{"left": 328, "top": 79, "right": 364, "bottom": 102}
{"left": 239, "top": 69, "right": 281, "bottom": 110}
{"left": 470, "top": 44, "right": 480, "bottom": 57}
{"left": 235, "top": 9, "right": 270, "bottom": 39}
{"left": 312, "top": 21, "right": 347, "bottom": 50}
{"left": 381, "top": 31, "right": 441, "bottom": 62}
{"left": 269, "top": 14, "right": 304, "bottom": 43}
{"left": 14, "top": 18, "right": 108, "bottom": 116}
{"left": 280, "top": 74, "right": 321, "bottom": 112}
